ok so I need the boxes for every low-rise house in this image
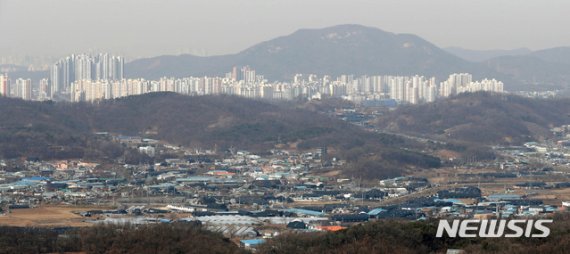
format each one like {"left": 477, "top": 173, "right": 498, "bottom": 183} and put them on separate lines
{"left": 287, "top": 219, "right": 307, "bottom": 229}
{"left": 240, "top": 239, "right": 266, "bottom": 250}
{"left": 331, "top": 213, "right": 369, "bottom": 223}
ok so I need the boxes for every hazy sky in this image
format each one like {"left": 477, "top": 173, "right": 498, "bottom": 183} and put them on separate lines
{"left": 1, "top": 0, "right": 569, "bottom": 60}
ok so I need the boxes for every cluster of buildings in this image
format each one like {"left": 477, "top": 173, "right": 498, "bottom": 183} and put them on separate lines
{"left": 65, "top": 70, "right": 503, "bottom": 104}
{"left": 0, "top": 132, "right": 422, "bottom": 239}
{"left": 0, "top": 54, "right": 124, "bottom": 101}
{"left": 1, "top": 53, "right": 504, "bottom": 104}
{"left": 505, "top": 124, "right": 570, "bottom": 166}
{"left": 0, "top": 75, "right": 51, "bottom": 101}
{"left": 0, "top": 53, "right": 125, "bottom": 101}
{"left": 0, "top": 126, "right": 570, "bottom": 251}
{"left": 440, "top": 73, "right": 504, "bottom": 97}
{"left": 1, "top": 130, "right": 570, "bottom": 250}
{"left": 0, "top": 75, "right": 35, "bottom": 100}
{"left": 49, "top": 53, "right": 124, "bottom": 97}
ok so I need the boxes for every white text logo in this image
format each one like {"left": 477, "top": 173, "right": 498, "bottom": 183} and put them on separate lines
{"left": 436, "top": 219, "right": 553, "bottom": 238}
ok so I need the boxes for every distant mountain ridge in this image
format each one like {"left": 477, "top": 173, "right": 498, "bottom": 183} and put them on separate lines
{"left": 444, "top": 46, "right": 570, "bottom": 90}
{"left": 3, "top": 25, "right": 569, "bottom": 91}
{"left": 126, "top": 24, "right": 491, "bottom": 81}
{"left": 482, "top": 47, "right": 570, "bottom": 90}
{"left": 530, "top": 47, "right": 570, "bottom": 65}
{"left": 127, "top": 24, "right": 570, "bottom": 91}
{"left": 444, "top": 47, "right": 532, "bottom": 62}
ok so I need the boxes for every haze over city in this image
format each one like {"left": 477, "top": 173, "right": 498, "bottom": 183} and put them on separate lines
{"left": 1, "top": 0, "right": 569, "bottom": 59}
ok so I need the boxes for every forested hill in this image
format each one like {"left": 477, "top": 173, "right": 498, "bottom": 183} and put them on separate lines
{"left": 375, "top": 92, "right": 570, "bottom": 145}
{"left": 0, "top": 93, "right": 440, "bottom": 179}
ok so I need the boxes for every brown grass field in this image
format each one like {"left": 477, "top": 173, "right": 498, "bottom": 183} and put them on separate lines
{"left": 0, "top": 206, "right": 93, "bottom": 227}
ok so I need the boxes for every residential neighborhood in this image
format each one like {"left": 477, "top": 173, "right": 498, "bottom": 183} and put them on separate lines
{"left": 2, "top": 128, "right": 570, "bottom": 251}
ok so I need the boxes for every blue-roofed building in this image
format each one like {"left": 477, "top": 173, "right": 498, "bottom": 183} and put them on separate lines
{"left": 361, "top": 99, "right": 398, "bottom": 108}
{"left": 503, "top": 204, "right": 518, "bottom": 213}
{"left": 21, "top": 176, "right": 50, "bottom": 182}
{"left": 368, "top": 208, "right": 387, "bottom": 217}
{"left": 147, "top": 183, "right": 176, "bottom": 193}
{"left": 436, "top": 198, "right": 464, "bottom": 205}
{"left": 159, "top": 218, "right": 172, "bottom": 223}
{"left": 487, "top": 194, "right": 522, "bottom": 201}
{"left": 240, "top": 238, "right": 266, "bottom": 249}
{"left": 176, "top": 176, "right": 217, "bottom": 183}
{"left": 283, "top": 208, "right": 325, "bottom": 217}
{"left": 545, "top": 206, "right": 558, "bottom": 213}
{"left": 13, "top": 181, "right": 41, "bottom": 187}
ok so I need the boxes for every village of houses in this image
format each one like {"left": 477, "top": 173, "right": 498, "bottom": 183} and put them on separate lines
{"left": 2, "top": 129, "right": 570, "bottom": 250}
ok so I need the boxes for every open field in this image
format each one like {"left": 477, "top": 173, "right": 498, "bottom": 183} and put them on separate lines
{"left": 0, "top": 206, "right": 94, "bottom": 227}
